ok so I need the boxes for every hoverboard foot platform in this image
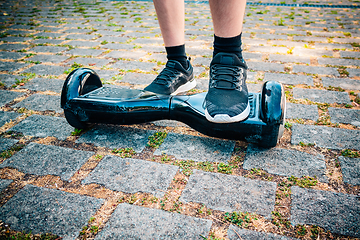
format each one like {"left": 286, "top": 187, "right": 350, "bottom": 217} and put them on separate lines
{"left": 61, "top": 68, "right": 286, "bottom": 148}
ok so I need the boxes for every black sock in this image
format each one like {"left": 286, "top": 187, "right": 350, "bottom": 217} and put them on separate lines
{"left": 213, "top": 33, "right": 244, "bottom": 61}
{"left": 165, "top": 44, "right": 188, "bottom": 69}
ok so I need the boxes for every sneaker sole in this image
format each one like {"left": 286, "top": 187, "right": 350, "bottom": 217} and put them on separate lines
{"left": 205, "top": 102, "right": 250, "bottom": 123}
{"left": 171, "top": 79, "right": 197, "bottom": 95}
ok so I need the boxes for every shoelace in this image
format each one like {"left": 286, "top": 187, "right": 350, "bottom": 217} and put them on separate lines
{"left": 210, "top": 65, "right": 243, "bottom": 90}
{"left": 154, "top": 67, "right": 179, "bottom": 85}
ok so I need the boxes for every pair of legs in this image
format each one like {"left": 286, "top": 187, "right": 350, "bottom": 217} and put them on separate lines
{"left": 145, "top": 0, "right": 249, "bottom": 123}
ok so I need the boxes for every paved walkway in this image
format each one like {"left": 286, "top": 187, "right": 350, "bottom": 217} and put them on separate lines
{"left": 0, "top": 0, "right": 359, "bottom": 239}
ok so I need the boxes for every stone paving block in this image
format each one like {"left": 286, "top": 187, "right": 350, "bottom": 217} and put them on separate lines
{"left": 1, "top": 142, "right": 93, "bottom": 181}
{"left": 328, "top": 107, "right": 360, "bottom": 126}
{"left": 0, "top": 184, "right": 104, "bottom": 239}
{"left": 243, "top": 52, "right": 262, "bottom": 61}
{"left": 248, "top": 46, "right": 288, "bottom": 54}
{"left": 339, "top": 156, "right": 360, "bottom": 186}
{"left": 121, "top": 72, "right": 156, "bottom": 85}
{"left": 27, "top": 54, "right": 68, "bottom": 64}
{"left": 340, "top": 51, "right": 360, "bottom": 58}
{"left": 20, "top": 77, "right": 64, "bottom": 93}
{"left": 318, "top": 58, "right": 360, "bottom": 67}
{"left": 286, "top": 103, "right": 318, "bottom": 121}
{"left": 31, "top": 39, "right": 64, "bottom": 45}
{"left": 228, "top": 225, "right": 297, "bottom": 240}
{"left": 110, "top": 60, "right": 157, "bottom": 72}
{"left": 66, "top": 57, "right": 111, "bottom": 67}
{"left": 9, "top": 115, "right": 73, "bottom": 140}
{"left": 140, "top": 45, "right": 166, "bottom": 53}
{"left": 293, "top": 88, "right": 350, "bottom": 104}
{"left": 0, "top": 43, "right": 28, "bottom": 51}
{"left": 95, "top": 203, "right": 212, "bottom": 240}
{"left": 0, "top": 74, "right": 24, "bottom": 87}
{"left": 0, "top": 62, "right": 28, "bottom": 72}
{"left": 179, "top": 170, "right": 276, "bottom": 217}
{"left": 264, "top": 73, "right": 313, "bottom": 86}
{"left": 65, "top": 48, "right": 104, "bottom": 57}
{"left": 244, "top": 144, "right": 327, "bottom": 182}
{"left": 65, "top": 40, "right": 100, "bottom": 48}
{"left": 292, "top": 65, "right": 339, "bottom": 77}
{"left": 192, "top": 57, "right": 211, "bottom": 67}
{"left": 0, "top": 137, "right": 18, "bottom": 152}
{"left": 0, "top": 110, "right": 21, "bottom": 126}
{"left": 83, "top": 155, "right": 178, "bottom": 197}
{"left": 101, "top": 43, "right": 135, "bottom": 51}
{"left": 21, "top": 65, "right": 67, "bottom": 76}
{"left": 322, "top": 77, "right": 360, "bottom": 91}
{"left": 247, "top": 83, "right": 262, "bottom": 93}
{"left": 291, "top": 186, "right": 360, "bottom": 237}
{"left": 29, "top": 46, "right": 67, "bottom": 54}
{"left": 76, "top": 125, "right": 154, "bottom": 152}
{"left": 154, "top": 132, "right": 235, "bottom": 163}
{"left": 33, "top": 32, "right": 62, "bottom": 39}
{"left": 152, "top": 120, "right": 188, "bottom": 128}
{"left": 0, "top": 51, "right": 27, "bottom": 60}
{"left": 145, "top": 53, "right": 167, "bottom": 63}
{"left": 248, "top": 62, "right": 284, "bottom": 72}
{"left": 268, "top": 54, "right": 310, "bottom": 65}
{"left": 12, "top": 94, "right": 62, "bottom": 113}
{"left": 0, "top": 90, "right": 24, "bottom": 107}
{"left": 186, "top": 47, "right": 213, "bottom": 56}
{"left": 292, "top": 48, "right": 333, "bottom": 57}
{"left": 65, "top": 34, "right": 97, "bottom": 40}
{"left": 291, "top": 124, "right": 360, "bottom": 150}
{"left": 0, "top": 179, "right": 13, "bottom": 193}
{"left": 103, "top": 50, "right": 147, "bottom": 60}
{"left": 96, "top": 36, "right": 128, "bottom": 43}
{"left": 348, "top": 68, "right": 360, "bottom": 78}
{"left": 314, "top": 43, "right": 353, "bottom": 50}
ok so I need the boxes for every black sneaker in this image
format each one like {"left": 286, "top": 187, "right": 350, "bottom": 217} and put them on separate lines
{"left": 205, "top": 52, "right": 249, "bottom": 123}
{"left": 144, "top": 59, "right": 195, "bottom": 95}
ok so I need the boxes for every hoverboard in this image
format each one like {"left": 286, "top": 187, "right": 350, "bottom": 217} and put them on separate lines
{"left": 61, "top": 68, "right": 285, "bottom": 148}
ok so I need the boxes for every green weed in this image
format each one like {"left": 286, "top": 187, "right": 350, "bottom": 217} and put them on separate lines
{"left": 147, "top": 131, "right": 167, "bottom": 148}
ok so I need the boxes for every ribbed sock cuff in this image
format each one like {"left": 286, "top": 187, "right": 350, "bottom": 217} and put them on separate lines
{"left": 213, "top": 33, "right": 244, "bottom": 60}
{"left": 165, "top": 44, "right": 188, "bottom": 69}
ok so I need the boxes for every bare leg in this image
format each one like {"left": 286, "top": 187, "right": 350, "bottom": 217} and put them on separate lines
{"left": 153, "top": 0, "right": 185, "bottom": 47}
{"left": 209, "top": 0, "right": 247, "bottom": 37}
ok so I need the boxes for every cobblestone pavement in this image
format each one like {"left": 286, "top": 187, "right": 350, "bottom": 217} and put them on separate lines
{"left": 0, "top": 0, "right": 359, "bottom": 239}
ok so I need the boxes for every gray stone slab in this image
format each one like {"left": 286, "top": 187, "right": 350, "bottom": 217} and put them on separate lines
{"left": 96, "top": 36, "right": 128, "bottom": 43}
{"left": 192, "top": 57, "right": 211, "bottom": 67}
{"left": 27, "top": 54, "right": 68, "bottom": 64}
{"left": 0, "top": 74, "right": 24, "bottom": 87}
{"left": 65, "top": 48, "right": 104, "bottom": 57}
{"left": 244, "top": 144, "right": 327, "bottom": 182}
{"left": 291, "top": 124, "right": 360, "bottom": 150}
{"left": 95, "top": 203, "right": 212, "bottom": 240}
{"left": 348, "top": 68, "right": 360, "bottom": 78}
{"left": 121, "top": 72, "right": 156, "bottom": 85}
{"left": 314, "top": 43, "right": 353, "bottom": 50}
{"left": 9, "top": 114, "right": 73, "bottom": 140}
{"left": 0, "top": 138, "right": 18, "bottom": 152}
{"left": 293, "top": 88, "right": 350, "bottom": 104}
{"left": 248, "top": 46, "right": 288, "bottom": 54}
{"left": 21, "top": 65, "right": 67, "bottom": 76}
{"left": 292, "top": 48, "right": 333, "bottom": 58}
{"left": 291, "top": 186, "right": 360, "bottom": 238}
{"left": 19, "top": 77, "right": 64, "bottom": 93}
{"left": 268, "top": 54, "right": 310, "bottom": 65}
{"left": 83, "top": 155, "right": 178, "bottom": 198}
{"left": 110, "top": 60, "right": 157, "bottom": 72}
{"left": 292, "top": 65, "right": 340, "bottom": 77}
{"left": 101, "top": 43, "right": 136, "bottom": 51}
{"left": 0, "top": 184, "right": 104, "bottom": 239}
{"left": 30, "top": 39, "right": 65, "bottom": 45}
{"left": 65, "top": 40, "right": 100, "bottom": 48}
{"left": 104, "top": 50, "right": 147, "bottom": 60}
{"left": 318, "top": 58, "right": 360, "bottom": 67}
{"left": 0, "top": 51, "right": 27, "bottom": 60}
{"left": 76, "top": 125, "right": 154, "bottom": 152}
{"left": 154, "top": 133, "right": 235, "bottom": 163}
{"left": 286, "top": 103, "right": 318, "bottom": 121}
{"left": 264, "top": 73, "right": 313, "bottom": 86}
{"left": 29, "top": 46, "right": 67, "bottom": 53}
{"left": 248, "top": 62, "right": 284, "bottom": 72}
{"left": 0, "top": 179, "right": 13, "bottom": 193}
{"left": 243, "top": 52, "right": 262, "bottom": 61}
{"left": 0, "top": 43, "right": 28, "bottom": 51}
{"left": 0, "top": 61, "right": 28, "bottom": 72}
{"left": 65, "top": 34, "right": 97, "bottom": 40}
{"left": 340, "top": 51, "right": 360, "bottom": 58}
{"left": 66, "top": 57, "right": 111, "bottom": 67}
{"left": 179, "top": 170, "right": 276, "bottom": 218}
{"left": 322, "top": 77, "right": 360, "bottom": 91}
{"left": 329, "top": 107, "right": 360, "bottom": 126}
{"left": 12, "top": 94, "right": 62, "bottom": 113}
{"left": 0, "top": 90, "right": 24, "bottom": 107}
{"left": 0, "top": 111, "right": 21, "bottom": 127}
{"left": 339, "top": 156, "right": 360, "bottom": 186}
{"left": 228, "top": 225, "right": 297, "bottom": 240}
{"left": 1, "top": 142, "right": 93, "bottom": 181}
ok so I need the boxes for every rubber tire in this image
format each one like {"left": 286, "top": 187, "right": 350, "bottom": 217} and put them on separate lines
{"left": 258, "top": 124, "right": 281, "bottom": 148}
{"left": 64, "top": 110, "right": 89, "bottom": 129}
